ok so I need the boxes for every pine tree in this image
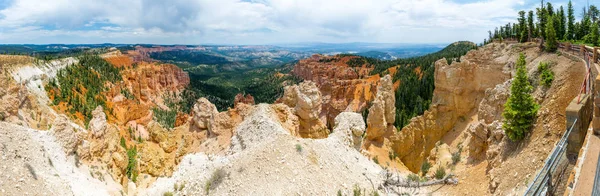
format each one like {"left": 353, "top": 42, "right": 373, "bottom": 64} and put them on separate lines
{"left": 559, "top": 6, "right": 566, "bottom": 40}
{"left": 546, "top": 15, "right": 558, "bottom": 52}
{"left": 546, "top": 2, "right": 554, "bottom": 16}
{"left": 567, "top": 0, "right": 575, "bottom": 40}
{"left": 503, "top": 53, "right": 539, "bottom": 141}
{"left": 528, "top": 11, "right": 536, "bottom": 39}
{"left": 519, "top": 11, "right": 527, "bottom": 42}
{"left": 589, "top": 22, "right": 599, "bottom": 46}
{"left": 537, "top": 5, "right": 547, "bottom": 38}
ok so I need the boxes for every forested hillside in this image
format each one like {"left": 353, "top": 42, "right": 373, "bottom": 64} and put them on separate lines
{"left": 484, "top": 0, "right": 600, "bottom": 50}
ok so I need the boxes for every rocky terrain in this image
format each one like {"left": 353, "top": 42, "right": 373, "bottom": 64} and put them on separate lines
{"left": 0, "top": 41, "right": 583, "bottom": 195}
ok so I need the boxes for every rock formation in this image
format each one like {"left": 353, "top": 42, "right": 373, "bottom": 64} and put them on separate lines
{"left": 280, "top": 81, "right": 329, "bottom": 138}
{"left": 330, "top": 112, "right": 365, "bottom": 150}
{"left": 190, "top": 97, "right": 219, "bottom": 135}
{"left": 290, "top": 55, "right": 379, "bottom": 126}
{"left": 365, "top": 75, "right": 396, "bottom": 142}
{"left": 389, "top": 50, "right": 511, "bottom": 172}
{"left": 89, "top": 106, "right": 107, "bottom": 138}
{"left": 234, "top": 93, "right": 255, "bottom": 107}
{"left": 51, "top": 115, "right": 84, "bottom": 155}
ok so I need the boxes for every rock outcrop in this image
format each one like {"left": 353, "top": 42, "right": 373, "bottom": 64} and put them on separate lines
{"left": 330, "top": 112, "right": 365, "bottom": 150}
{"left": 365, "top": 75, "right": 395, "bottom": 142}
{"left": 234, "top": 93, "right": 255, "bottom": 108}
{"left": 290, "top": 55, "right": 379, "bottom": 126}
{"left": 120, "top": 62, "right": 189, "bottom": 105}
{"left": 190, "top": 98, "right": 219, "bottom": 135}
{"left": 51, "top": 115, "right": 84, "bottom": 155}
{"left": 389, "top": 50, "right": 511, "bottom": 172}
{"left": 280, "top": 81, "right": 329, "bottom": 138}
{"left": 89, "top": 106, "right": 107, "bottom": 138}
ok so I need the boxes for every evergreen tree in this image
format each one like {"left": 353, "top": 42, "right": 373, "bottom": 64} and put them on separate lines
{"left": 589, "top": 22, "right": 599, "bottom": 46}
{"left": 528, "top": 10, "right": 536, "bottom": 39}
{"left": 503, "top": 53, "right": 539, "bottom": 141}
{"left": 590, "top": 5, "right": 600, "bottom": 23}
{"left": 546, "top": 15, "right": 558, "bottom": 52}
{"left": 518, "top": 11, "right": 527, "bottom": 42}
{"left": 582, "top": 14, "right": 592, "bottom": 38}
{"left": 537, "top": 5, "right": 547, "bottom": 38}
{"left": 546, "top": 2, "right": 554, "bottom": 16}
{"left": 559, "top": 6, "right": 566, "bottom": 40}
{"left": 567, "top": 0, "right": 575, "bottom": 40}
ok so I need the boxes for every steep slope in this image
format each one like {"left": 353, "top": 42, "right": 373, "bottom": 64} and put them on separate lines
{"left": 145, "top": 104, "right": 384, "bottom": 196}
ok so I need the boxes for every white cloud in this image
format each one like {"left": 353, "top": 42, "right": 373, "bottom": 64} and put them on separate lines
{"left": 0, "top": 0, "right": 530, "bottom": 44}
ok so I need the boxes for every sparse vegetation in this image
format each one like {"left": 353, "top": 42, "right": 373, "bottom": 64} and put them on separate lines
{"left": 163, "top": 192, "right": 173, "bottom": 196}
{"left": 538, "top": 62, "right": 554, "bottom": 87}
{"left": 452, "top": 151, "right": 461, "bottom": 165}
{"left": 420, "top": 162, "right": 432, "bottom": 176}
{"left": 372, "top": 156, "right": 379, "bottom": 164}
{"left": 407, "top": 173, "right": 420, "bottom": 182}
{"left": 353, "top": 184, "right": 363, "bottom": 196}
{"left": 205, "top": 169, "right": 227, "bottom": 195}
{"left": 435, "top": 166, "right": 446, "bottom": 180}
{"left": 295, "top": 144, "right": 303, "bottom": 153}
{"left": 126, "top": 146, "right": 138, "bottom": 182}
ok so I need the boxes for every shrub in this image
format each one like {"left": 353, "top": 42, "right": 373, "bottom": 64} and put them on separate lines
{"left": 420, "top": 162, "right": 432, "bottom": 176}
{"left": 452, "top": 151, "right": 461, "bottom": 165}
{"left": 205, "top": 169, "right": 227, "bottom": 194}
{"left": 407, "top": 173, "right": 420, "bottom": 182}
{"left": 503, "top": 53, "right": 539, "bottom": 141}
{"left": 538, "top": 62, "right": 554, "bottom": 87}
{"left": 435, "top": 166, "right": 446, "bottom": 179}
{"left": 372, "top": 156, "right": 379, "bottom": 165}
{"left": 126, "top": 146, "right": 138, "bottom": 182}
{"left": 295, "top": 144, "right": 303, "bottom": 153}
{"left": 163, "top": 192, "right": 173, "bottom": 196}
{"left": 353, "top": 184, "right": 362, "bottom": 196}
{"left": 120, "top": 136, "right": 126, "bottom": 149}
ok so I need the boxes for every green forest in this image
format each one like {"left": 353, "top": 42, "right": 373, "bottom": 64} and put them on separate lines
{"left": 180, "top": 63, "right": 303, "bottom": 111}
{"left": 485, "top": 0, "right": 600, "bottom": 51}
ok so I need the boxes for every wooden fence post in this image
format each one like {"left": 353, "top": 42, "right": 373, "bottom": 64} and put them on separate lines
{"left": 594, "top": 47, "right": 599, "bottom": 63}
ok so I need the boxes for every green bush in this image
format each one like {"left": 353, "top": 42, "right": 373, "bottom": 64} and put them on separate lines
{"left": 452, "top": 151, "right": 461, "bottom": 165}
{"left": 420, "top": 162, "right": 432, "bottom": 176}
{"left": 295, "top": 144, "right": 303, "bottom": 153}
{"left": 372, "top": 156, "right": 379, "bottom": 165}
{"left": 434, "top": 166, "right": 446, "bottom": 179}
{"left": 126, "top": 146, "right": 138, "bottom": 182}
{"left": 503, "top": 53, "right": 539, "bottom": 141}
{"left": 538, "top": 62, "right": 554, "bottom": 87}
{"left": 407, "top": 173, "right": 420, "bottom": 182}
{"left": 205, "top": 169, "right": 227, "bottom": 195}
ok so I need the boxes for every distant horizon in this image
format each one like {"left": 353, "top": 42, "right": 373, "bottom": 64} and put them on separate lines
{"left": 0, "top": 41, "right": 453, "bottom": 47}
{"left": 3, "top": 0, "right": 588, "bottom": 44}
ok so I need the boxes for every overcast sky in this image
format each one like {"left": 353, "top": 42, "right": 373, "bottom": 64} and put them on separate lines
{"left": 0, "top": 0, "right": 592, "bottom": 45}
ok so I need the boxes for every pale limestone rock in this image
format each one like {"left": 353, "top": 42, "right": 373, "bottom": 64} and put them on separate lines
{"left": 89, "top": 106, "right": 107, "bottom": 138}
{"left": 51, "top": 115, "right": 83, "bottom": 155}
{"left": 330, "top": 112, "right": 365, "bottom": 150}
{"left": 366, "top": 75, "right": 395, "bottom": 141}
{"left": 190, "top": 98, "right": 219, "bottom": 135}
{"left": 280, "top": 81, "right": 328, "bottom": 138}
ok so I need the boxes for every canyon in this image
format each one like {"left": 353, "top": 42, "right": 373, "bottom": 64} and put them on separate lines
{"left": 0, "top": 41, "right": 583, "bottom": 195}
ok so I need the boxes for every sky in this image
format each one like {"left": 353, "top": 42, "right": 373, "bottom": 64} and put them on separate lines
{"left": 0, "top": 0, "right": 593, "bottom": 45}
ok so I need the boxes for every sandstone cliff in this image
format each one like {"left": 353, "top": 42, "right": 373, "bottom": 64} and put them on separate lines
{"left": 290, "top": 55, "right": 379, "bottom": 126}
{"left": 388, "top": 47, "right": 511, "bottom": 172}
